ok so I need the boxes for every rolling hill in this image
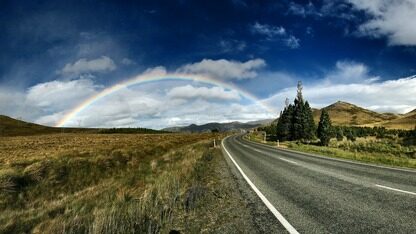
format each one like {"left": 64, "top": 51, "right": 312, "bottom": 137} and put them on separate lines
{"left": 308, "top": 101, "right": 415, "bottom": 130}
{"left": 369, "top": 109, "right": 416, "bottom": 130}
{"left": 0, "top": 115, "right": 165, "bottom": 136}
{"left": 0, "top": 115, "right": 63, "bottom": 136}
{"left": 0, "top": 115, "right": 104, "bottom": 136}
{"left": 312, "top": 101, "right": 399, "bottom": 125}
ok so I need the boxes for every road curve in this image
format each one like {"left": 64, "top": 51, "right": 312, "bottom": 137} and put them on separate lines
{"left": 222, "top": 135, "right": 416, "bottom": 233}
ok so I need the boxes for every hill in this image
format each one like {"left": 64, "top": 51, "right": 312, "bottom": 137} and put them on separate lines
{"left": 163, "top": 121, "right": 263, "bottom": 133}
{"left": 0, "top": 115, "right": 165, "bottom": 136}
{"left": 269, "top": 101, "right": 414, "bottom": 130}
{"left": 312, "top": 101, "right": 399, "bottom": 126}
{"left": 0, "top": 115, "right": 63, "bottom": 136}
{"left": 371, "top": 109, "right": 416, "bottom": 130}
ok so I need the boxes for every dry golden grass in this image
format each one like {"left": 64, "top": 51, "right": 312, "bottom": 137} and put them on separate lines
{"left": 0, "top": 133, "right": 228, "bottom": 233}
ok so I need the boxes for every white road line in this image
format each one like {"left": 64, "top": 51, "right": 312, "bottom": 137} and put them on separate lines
{"left": 279, "top": 157, "right": 299, "bottom": 165}
{"left": 222, "top": 137, "right": 300, "bottom": 234}
{"left": 375, "top": 184, "right": 416, "bottom": 196}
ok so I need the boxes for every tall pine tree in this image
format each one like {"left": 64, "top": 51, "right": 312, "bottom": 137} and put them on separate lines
{"left": 303, "top": 101, "right": 316, "bottom": 140}
{"left": 317, "top": 109, "right": 332, "bottom": 146}
{"left": 276, "top": 104, "right": 294, "bottom": 140}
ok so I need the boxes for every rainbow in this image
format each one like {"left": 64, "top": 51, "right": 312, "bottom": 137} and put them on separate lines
{"left": 56, "top": 71, "right": 277, "bottom": 127}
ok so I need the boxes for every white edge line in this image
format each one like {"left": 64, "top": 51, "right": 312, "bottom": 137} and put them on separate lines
{"left": 375, "top": 184, "right": 416, "bottom": 196}
{"left": 242, "top": 136, "right": 416, "bottom": 174}
{"left": 222, "top": 137, "right": 300, "bottom": 234}
{"left": 279, "top": 157, "right": 299, "bottom": 165}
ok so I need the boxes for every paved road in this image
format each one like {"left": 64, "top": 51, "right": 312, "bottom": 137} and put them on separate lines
{"left": 222, "top": 135, "right": 416, "bottom": 233}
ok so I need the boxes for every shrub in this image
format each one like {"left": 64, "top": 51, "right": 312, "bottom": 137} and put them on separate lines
{"left": 0, "top": 168, "right": 25, "bottom": 193}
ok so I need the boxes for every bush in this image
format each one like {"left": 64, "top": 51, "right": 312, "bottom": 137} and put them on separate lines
{"left": 0, "top": 169, "right": 26, "bottom": 193}
{"left": 336, "top": 128, "right": 344, "bottom": 141}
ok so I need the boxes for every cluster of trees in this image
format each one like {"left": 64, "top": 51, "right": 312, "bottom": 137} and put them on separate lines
{"left": 276, "top": 81, "right": 316, "bottom": 142}
{"left": 271, "top": 81, "right": 416, "bottom": 146}
{"left": 403, "top": 127, "right": 416, "bottom": 145}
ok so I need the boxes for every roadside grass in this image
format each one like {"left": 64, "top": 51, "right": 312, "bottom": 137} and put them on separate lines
{"left": 246, "top": 133, "right": 416, "bottom": 169}
{"left": 0, "top": 133, "right": 252, "bottom": 233}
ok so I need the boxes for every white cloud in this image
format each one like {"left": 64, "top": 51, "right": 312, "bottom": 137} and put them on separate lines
{"left": 348, "top": 0, "right": 416, "bottom": 46}
{"left": 167, "top": 85, "right": 241, "bottom": 101}
{"left": 35, "top": 112, "right": 66, "bottom": 126}
{"left": 288, "top": 2, "right": 321, "bottom": 17}
{"left": 285, "top": 35, "right": 301, "bottom": 49}
{"left": 250, "top": 22, "right": 286, "bottom": 38}
{"left": 63, "top": 82, "right": 272, "bottom": 128}
{"left": 177, "top": 58, "right": 266, "bottom": 80}
{"left": 250, "top": 22, "right": 301, "bottom": 48}
{"left": 325, "top": 60, "right": 379, "bottom": 84}
{"left": 26, "top": 78, "right": 100, "bottom": 110}
{"left": 60, "top": 56, "right": 116, "bottom": 76}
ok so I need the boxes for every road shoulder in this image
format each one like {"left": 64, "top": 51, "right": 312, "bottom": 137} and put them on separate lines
{"left": 221, "top": 138, "right": 287, "bottom": 233}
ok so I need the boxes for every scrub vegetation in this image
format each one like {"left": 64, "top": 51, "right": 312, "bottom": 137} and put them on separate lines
{"left": 0, "top": 133, "right": 254, "bottom": 233}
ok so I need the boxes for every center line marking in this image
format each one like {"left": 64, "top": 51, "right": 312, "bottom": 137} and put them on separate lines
{"left": 222, "top": 137, "right": 299, "bottom": 234}
{"left": 375, "top": 184, "right": 416, "bottom": 196}
{"left": 279, "top": 157, "right": 298, "bottom": 165}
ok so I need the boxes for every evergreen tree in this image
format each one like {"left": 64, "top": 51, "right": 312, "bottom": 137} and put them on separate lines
{"left": 290, "top": 81, "right": 315, "bottom": 141}
{"left": 336, "top": 127, "right": 344, "bottom": 141}
{"left": 275, "top": 81, "right": 316, "bottom": 142}
{"left": 317, "top": 109, "right": 332, "bottom": 146}
{"left": 291, "top": 97, "right": 304, "bottom": 140}
{"left": 346, "top": 129, "right": 356, "bottom": 142}
{"left": 276, "top": 104, "right": 294, "bottom": 140}
{"left": 303, "top": 101, "right": 316, "bottom": 140}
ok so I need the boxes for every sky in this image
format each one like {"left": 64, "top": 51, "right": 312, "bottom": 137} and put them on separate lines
{"left": 1, "top": 0, "right": 416, "bottom": 129}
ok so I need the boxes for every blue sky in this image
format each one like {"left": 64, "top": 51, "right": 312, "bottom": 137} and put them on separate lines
{"left": 1, "top": 0, "right": 416, "bottom": 128}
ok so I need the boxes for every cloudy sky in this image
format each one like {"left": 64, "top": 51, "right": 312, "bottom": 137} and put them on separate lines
{"left": 1, "top": 0, "right": 416, "bottom": 129}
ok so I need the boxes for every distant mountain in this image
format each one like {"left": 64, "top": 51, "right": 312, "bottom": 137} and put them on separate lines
{"left": 312, "top": 101, "right": 399, "bottom": 126}
{"left": 163, "top": 121, "right": 265, "bottom": 133}
{"left": 245, "top": 119, "right": 274, "bottom": 125}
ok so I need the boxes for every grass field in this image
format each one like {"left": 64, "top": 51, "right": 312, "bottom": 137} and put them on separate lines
{"left": 247, "top": 132, "right": 416, "bottom": 169}
{"left": 0, "top": 133, "right": 254, "bottom": 233}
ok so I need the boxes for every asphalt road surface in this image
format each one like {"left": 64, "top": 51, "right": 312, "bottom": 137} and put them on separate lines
{"left": 222, "top": 135, "right": 416, "bottom": 233}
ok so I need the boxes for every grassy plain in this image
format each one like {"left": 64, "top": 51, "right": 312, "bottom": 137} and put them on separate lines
{"left": 247, "top": 132, "right": 416, "bottom": 169}
{"left": 0, "top": 133, "right": 253, "bottom": 233}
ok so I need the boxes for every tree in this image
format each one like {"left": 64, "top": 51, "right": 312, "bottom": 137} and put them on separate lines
{"left": 303, "top": 101, "right": 316, "bottom": 140}
{"left": 291, "top": 97, "right": 304, "bottom": 140}
{"left": 336, "top": 127, "right": 344, "bottom": 141}
{"left": 276, "top": 104, "right": 294, "bottom": 141}
{"left": 346, "top": 129, "right": 356, "bottom": 142}
{"left": 291, "top": 82, "right": 315, "bottom": 141}
{"left": 276, "top": 81, "right": 316, "bottom": 142}
{"left": 317, "top": 109, "right": 332, "bottom": 146}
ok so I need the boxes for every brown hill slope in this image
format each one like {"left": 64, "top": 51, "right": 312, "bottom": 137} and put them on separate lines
{"left": 372, "top": 109, "right": 416, "bottom": 130}
{"left": 312, "top": 101, "right": 399, "bottom": 126}
{"left": 0, "top": 115, "right": 63, "bottom": 136}
{"left": 0, "top": 115, "right": 96, "bottom": 136}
